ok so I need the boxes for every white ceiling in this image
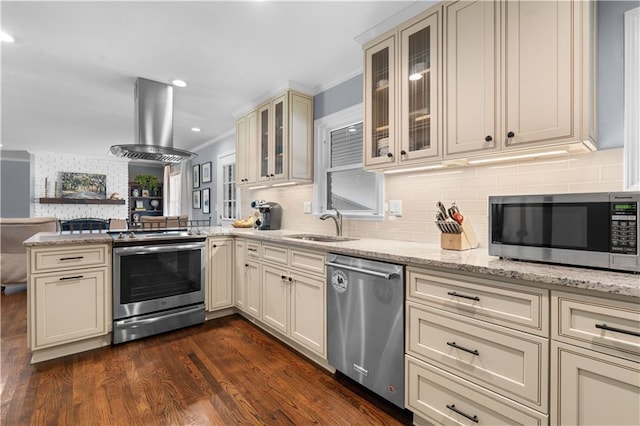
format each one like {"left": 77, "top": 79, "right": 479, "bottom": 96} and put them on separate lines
{"left": 1, "top": 1, "right": 421, "bottom": 159}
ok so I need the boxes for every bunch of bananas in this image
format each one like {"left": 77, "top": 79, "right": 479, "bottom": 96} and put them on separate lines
{"left": 232, "top": 215, "right": 256, "bottom": 228}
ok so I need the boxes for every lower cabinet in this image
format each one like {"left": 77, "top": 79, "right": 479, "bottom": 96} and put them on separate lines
{"left": 32, "top": 268, "right": 109, "bottom": 349}
{"left": 207, "top": 237, "right": 234, "bottom": 311}
{"left": 551, "top": 341, "right": 640, "bottom": 426}
{"left": 550, "top": 291, "right": 640, "bottom": 425}
{"left": 406, "top": 355, "right": 547, "bottom": 425}
{"left": 234, "top": 239, "right": 261, "bottom": 319}
{"left": 261, "top": 264, "right": 326, "bottom": 357}
{"left": 27, "top": 243, "right": 112, "bottom": 362}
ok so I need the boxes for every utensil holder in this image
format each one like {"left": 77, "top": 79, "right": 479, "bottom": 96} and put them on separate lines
{"left": 437, "top": 220, "right": 479, "bottom": 251}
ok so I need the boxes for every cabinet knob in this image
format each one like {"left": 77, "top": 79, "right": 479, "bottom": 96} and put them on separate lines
{"left": 507, "top": 131, "right": 515, "bottom": 138}
{"left": 213, "top": 244, "right": 217, "bottom": 248}
{"left": 270, "top": 174, "right": 275, "bottom": 177}
{"left": 244, "top": 263, "right": 249, "bottom": 267}
{"left": 485, "top": 135, "right": 492, "bottom": 142}
{"left": 400, "top": 150, "right": 407, "bottom": 155}
{"left": 281, "top": 275, "right": 286, "bottom": 280}
{"left": 288, "top": 277, "right": 293, "bottom": 282}
{"left": 387, "top": 152, "right": 393, "bottom": 158}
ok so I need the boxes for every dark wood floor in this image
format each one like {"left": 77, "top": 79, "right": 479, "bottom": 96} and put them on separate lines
{"left": 1, "top": 285, "right": 412, "bottom": 425}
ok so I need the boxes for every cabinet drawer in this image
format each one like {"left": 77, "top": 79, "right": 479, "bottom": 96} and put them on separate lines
{"left": 246, "top": 241, "right": 260, "bottom": 259}
{"left": 30, "top": 244, "right": 109, "bottom": 273}
{"left": 407, "top": 302, "right": 548, "bottom": 412}
{"left": 290, "top": 249, "right": 325, "bottom": 275}
{"left": 406, "top": 355, "right": 548, "bottom": 426}
{"left": 552, "top": 291, "right": 640, "bottom": 362}
{"left": 407, "top": 267, "right": 549, "bottom": 337}
{"left": 262, "top": 243, "right": 288, "bottom": 265}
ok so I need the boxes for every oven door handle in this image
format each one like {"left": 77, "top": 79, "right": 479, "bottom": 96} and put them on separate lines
{"left": 117, "top": 305, "right": 203, "bottom": 327}
{"left": 115, "top": 242, "right": 204, "bottom": 255}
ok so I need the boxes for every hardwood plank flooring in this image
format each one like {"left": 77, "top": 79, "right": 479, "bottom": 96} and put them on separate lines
{"left": 1, "top": 286, "right": 412, "bottom": 425}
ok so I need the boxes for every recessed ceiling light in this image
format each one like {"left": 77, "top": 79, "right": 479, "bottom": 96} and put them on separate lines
{"left": 171, "top": 79, "right": 188, "bottom": 88}
{"left": 191, "top": 127, "right": 202, "bottom": 132}
{"left": 1, "top": 32, "right": 15, "bottom": 43}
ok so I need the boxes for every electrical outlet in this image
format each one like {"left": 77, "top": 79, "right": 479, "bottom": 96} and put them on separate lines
{"left": 388, "top": 200, "right": 403, "bottom": 216}
{"left": 303, "top": 201, "right": 312, "bottom": 214}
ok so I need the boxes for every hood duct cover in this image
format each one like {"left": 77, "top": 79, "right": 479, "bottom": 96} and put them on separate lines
{"left": 109, "top": 77, "right": 197, "bottom": 163}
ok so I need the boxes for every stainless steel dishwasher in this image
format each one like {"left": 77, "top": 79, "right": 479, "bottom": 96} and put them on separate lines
{"left": 326, "top": 253, "right": 405, "bottom": 408}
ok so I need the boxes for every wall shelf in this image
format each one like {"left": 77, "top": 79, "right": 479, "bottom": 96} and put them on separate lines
{"left": 38, "top": 198, "right": 125, "bottom": 205}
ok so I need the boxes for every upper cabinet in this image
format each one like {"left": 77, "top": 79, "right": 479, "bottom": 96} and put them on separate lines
{"left": 364, "top": 0, "right": 595, "bottom": 171}
{"left": 364, "top": 7, "right": 441, "bottom": 169}
{"left": 236, "top": 90, "right": 313, "bottom": 187}
{"left": 236, "top": 110, "right": 258, "bottom": 186}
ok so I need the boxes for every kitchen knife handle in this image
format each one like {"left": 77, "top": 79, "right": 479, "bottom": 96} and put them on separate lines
{"left": 595, "top": 323, "right": 640, "bottom": 337}
{"left": 447, "top": 291, "right": 480, "bottom": 302}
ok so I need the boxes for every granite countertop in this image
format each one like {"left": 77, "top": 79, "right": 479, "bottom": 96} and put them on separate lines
{"left": 25, "top": 227, "right": 640, "bottom": 299}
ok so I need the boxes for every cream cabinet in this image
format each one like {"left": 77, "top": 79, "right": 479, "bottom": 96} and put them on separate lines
{"left": 27, "top": 243, "right": 111, "bottom": 362}
{"left": 234, "top": 239, "right": 261, "bottom": 318}
{"left": 551, "top": 291, "right": 640, "bottom": 425}
{"left": 364, "top": 5, "right": 441, "bottom": 170}
{"left": 444, "top": 0, "right": 594, "bottom": 158}
{"left": 405, "top": 266, "right": 550, "bottom": 423}
{"left": 236, "top": 110, "right": 258, "bottom": 186}
{"left": 255, "top": 90, "right": 313, "bottom": 186}
{"left": 207, "top": 237, "right": 233, "bottom": 311}
{"left": 259, "top": 242, "right": 326, "bottom": 357}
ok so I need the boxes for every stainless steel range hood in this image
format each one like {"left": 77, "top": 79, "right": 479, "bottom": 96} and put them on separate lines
{"left": 110, "top": 77, "right": 197, "bottom": 163}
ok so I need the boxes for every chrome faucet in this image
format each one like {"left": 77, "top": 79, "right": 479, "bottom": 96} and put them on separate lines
{"left": 320, "top": 209, "right": 343, "bottom": 236}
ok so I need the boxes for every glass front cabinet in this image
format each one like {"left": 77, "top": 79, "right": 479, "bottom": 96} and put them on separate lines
{"left": 258, "top": 94, "right": 288, "bottom": 183}
{"left": 364, "top": 6, "right": 441, "bottom": 170}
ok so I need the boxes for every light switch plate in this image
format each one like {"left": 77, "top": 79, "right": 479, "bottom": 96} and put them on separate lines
{"left": 303, "top": 201, "right": 312, "bottom": 214}
{"left": 388, "top": 199, "right": 403, "bottom": 216}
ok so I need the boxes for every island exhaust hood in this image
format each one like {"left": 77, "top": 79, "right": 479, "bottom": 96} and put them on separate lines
{"left": 109, "top": 77, "right": 197, "bottom": 163}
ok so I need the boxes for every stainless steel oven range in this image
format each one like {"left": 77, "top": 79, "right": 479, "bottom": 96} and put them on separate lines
{"left": 111, "top": 230, "right": 206, "bottom": 344}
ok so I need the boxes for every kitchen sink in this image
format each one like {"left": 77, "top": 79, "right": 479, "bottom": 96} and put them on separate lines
{"left": 285, "top": 234, "right": 359, "bottom": 243}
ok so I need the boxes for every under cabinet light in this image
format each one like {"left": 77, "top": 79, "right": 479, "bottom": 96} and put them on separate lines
{"left": 384, "top": 164, "right": 444, "bottom": 174}
{"left": 191, "top": 127, "right": 202, "bottom": 132}
{"left": 248, "top": 185, "right": 268, "bottom": 190}
{"left": 272, "top": 182, "right": 297, "bottom": 187}
{"left": 467, "top": 150, "right": 568, "bottom": 165}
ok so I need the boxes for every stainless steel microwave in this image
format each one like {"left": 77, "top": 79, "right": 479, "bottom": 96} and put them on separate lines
{"left": 489, "top": 192, "right": 639, "bottom": 273}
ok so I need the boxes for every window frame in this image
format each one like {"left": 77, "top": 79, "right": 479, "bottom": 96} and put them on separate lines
{"left": 313, "top": 103, "right": 384, "bottom": 219}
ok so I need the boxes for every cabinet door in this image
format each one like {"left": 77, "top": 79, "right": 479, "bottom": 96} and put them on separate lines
{"left": 503, "top": 0, "right": 575, "bottom": 149}
{"left": 270, "top": 94, "right": 288, "bottom": 182}
{"left": 551, "top": 342, "right": 640, "bottom": 426}
{"left": 289, "top": 271, "right": 325, "bottom": 357}
{"left": 444, "top": 0, "right": 498, "bottom": 156}
{"left": 245, "top": 261, "right": 261, "bottom": 319}
{"left": 236, "top": 111, "right": 258, "bottom": 186}
{"left": 288, "top": 92, "right": 313, "bottom": 182}
{"left": 262, "top": 264, "right": 289, "bottom": 334}
{"left": 364, "top": 35, "right": 396, "bottom": 168}
{"left": 400, "top": 8, "right": 441, "bottom": 162}
{"left": 208, "top": 239, "right": 233, "bottom": 311}
{"left": 258, "top": 102, "right": 271, "bottom": 182}
{"left": 234, "top": 239, "right": 247, "bottom": 311}
{"left": 33, "top": 268, "right": 108, "bottom": 349}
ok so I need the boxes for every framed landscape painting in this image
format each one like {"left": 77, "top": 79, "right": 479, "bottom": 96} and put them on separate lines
{"left": 60, "top": 172, "right": 106, "bottom": 199}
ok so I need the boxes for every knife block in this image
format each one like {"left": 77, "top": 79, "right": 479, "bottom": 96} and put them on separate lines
{"left": 440, "top": 221, "right": 479, "bottom": 251}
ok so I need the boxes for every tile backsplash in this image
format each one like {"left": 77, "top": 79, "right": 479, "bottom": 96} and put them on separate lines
{"left": 246, "top": 148, "right": 624, "bottom": 246}
{"left": 33, "top": 152, "right": 129, "bottom": 220}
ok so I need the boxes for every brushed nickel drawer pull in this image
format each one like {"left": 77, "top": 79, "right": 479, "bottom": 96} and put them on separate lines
{"left": 595, "top": 323, "right": 640, "bottom": 337}
{"left": 59, "top": 256, "right": 84, "bottom": 261}
{"left": 59, "top": 275, "right": 84, "bottom": 281}
{"left": 447, "top": 291, "right": 480, "bottom": 302}
{"left": 447, "top": 341, "right": 480, "bottom": 356}
{"left": 446, "top": 404, "right": 478, "bottom": 423}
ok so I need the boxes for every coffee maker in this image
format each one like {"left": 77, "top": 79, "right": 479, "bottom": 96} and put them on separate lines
{"left": 252, "top": 201, "right": 282, "bottom": 230}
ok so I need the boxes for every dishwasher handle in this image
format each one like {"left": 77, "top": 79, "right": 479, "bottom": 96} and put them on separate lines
{"left": 326, "top": 261, "right": 399, "bottom": 280}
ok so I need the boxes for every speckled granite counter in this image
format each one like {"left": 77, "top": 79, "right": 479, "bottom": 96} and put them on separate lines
{"left": 25, "top": 228, "right": 640, "bottom": 299}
